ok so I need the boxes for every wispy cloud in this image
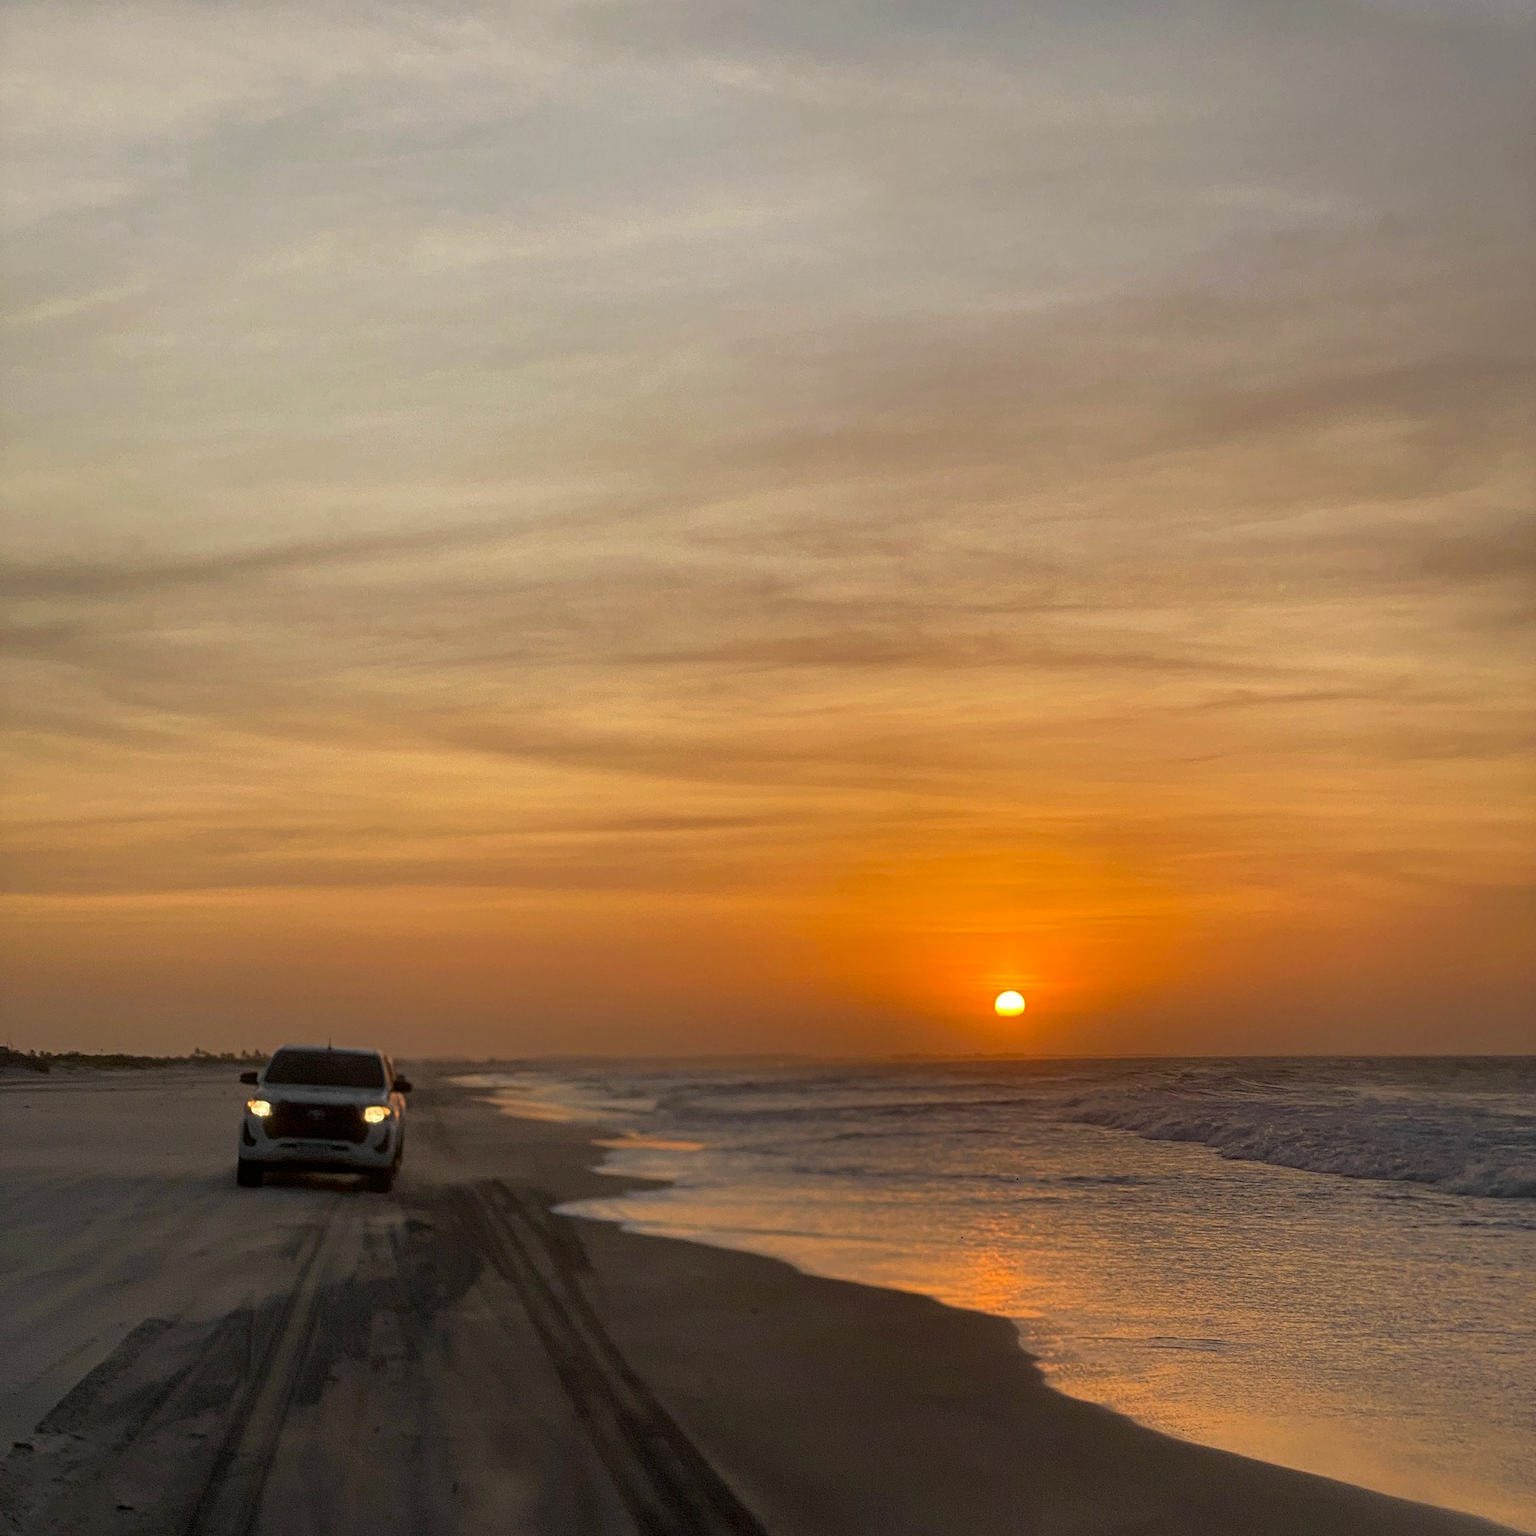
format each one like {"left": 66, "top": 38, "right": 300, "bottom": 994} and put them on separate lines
{"left": 2, "top": 0, "right": 1531, "bottom": 1048}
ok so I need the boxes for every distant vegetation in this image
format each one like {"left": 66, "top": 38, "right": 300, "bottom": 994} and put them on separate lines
{"left": 0, "top": 1046, "right": 267, "bottom": 1074}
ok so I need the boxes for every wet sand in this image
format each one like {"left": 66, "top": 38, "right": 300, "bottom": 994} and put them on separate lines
{"left": 0, "top": 1064, "right": 1521, "bottom": 1536}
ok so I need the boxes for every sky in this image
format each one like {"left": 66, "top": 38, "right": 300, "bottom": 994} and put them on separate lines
{"left": 2, "top": 0, "right": 1533, "bottom": 1058}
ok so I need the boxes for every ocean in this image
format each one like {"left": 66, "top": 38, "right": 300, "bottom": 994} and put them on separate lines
{"left": 464, "top": 1057, "right": 1536, "bottom": 1530}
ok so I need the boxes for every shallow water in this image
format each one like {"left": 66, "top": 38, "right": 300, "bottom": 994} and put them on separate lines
{"left": 467, "top": 1057, "right": 1536, "bottom": 1530}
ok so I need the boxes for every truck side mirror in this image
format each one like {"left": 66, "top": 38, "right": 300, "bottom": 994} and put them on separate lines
{"left": 394, "top": 1077, "right": 413, "bottom": 1094}
{"left": 240, "top": 1070, "right": 259, "bottom": 1085}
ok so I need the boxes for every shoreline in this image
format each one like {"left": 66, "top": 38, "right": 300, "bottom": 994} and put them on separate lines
{"left": 438, "top": 1067, "right": 1525, "bottom": 1536}
{"left": 452, "top": 1056, "right": 1536, "bottom": 1529}
{"left": 0, "top": 1063, "right": 1524, "bottom": 1535}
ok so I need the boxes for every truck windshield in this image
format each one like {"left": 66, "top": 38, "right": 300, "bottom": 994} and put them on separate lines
{"left": 264, "top": 1049, "right": 386, "bottom": 1088}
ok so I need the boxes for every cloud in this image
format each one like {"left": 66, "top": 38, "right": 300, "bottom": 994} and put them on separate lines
{"left": 1, "top": 0, "right": 1531, "bottom": 1047}
{"left": 3, "top": 223, "right": 1527, "bottom": 760}
{"left": 0, "top": 520, "right": 517, "bottom": 599}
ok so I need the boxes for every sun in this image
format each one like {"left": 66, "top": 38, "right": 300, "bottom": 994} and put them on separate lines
{"left": 994, "top": 990, "right": 1026, "bottom": 1017}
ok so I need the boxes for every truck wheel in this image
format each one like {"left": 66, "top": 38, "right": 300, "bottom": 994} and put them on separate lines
{"left": 236, "top": 1159, "right": 265, "bottom": 1188}
{"left": 365, "top": 1166, "right": 395, "bottom": 1194}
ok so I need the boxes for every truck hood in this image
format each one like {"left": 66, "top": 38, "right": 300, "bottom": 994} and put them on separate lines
{"left": 256, "top": 1084, "right": 390, "bottom": 1105}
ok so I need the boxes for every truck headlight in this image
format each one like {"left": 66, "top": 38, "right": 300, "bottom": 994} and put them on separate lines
{"left": 363, "top": 1105, "right": 392, "bottom": 1124}
{"left": 247, "top": 1099, "right": 273, "bottom": 1117}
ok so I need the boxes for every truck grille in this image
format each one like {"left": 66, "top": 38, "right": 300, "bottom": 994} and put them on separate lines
{"left": 267, "top": 1102, "right": 367, "bottom": 1143}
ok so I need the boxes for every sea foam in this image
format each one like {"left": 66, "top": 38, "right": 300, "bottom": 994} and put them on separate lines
{"left": 1058, "top": 1087, "right": 1536, "bottom": 1198}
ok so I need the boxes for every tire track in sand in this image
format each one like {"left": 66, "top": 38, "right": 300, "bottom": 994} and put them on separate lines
{"left": 449, "top": 1179, "right": 771, "bottom": 1536}
{"left": 182, "top": 1200, "right": 348, "bottom": 1536}
{"left": 3, "top": 1197, "right": 343, "bottom": 1536}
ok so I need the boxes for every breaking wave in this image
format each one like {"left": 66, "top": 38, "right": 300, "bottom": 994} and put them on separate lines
{"left": 1060, "top": 1090, "right": 1536, "bottom": 1198}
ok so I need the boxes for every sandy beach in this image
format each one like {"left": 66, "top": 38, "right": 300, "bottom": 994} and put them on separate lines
{"left": 0, "top": 1065, "right": 1522, "bottom": 1536}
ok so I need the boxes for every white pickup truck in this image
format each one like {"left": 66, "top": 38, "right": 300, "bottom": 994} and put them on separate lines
{"left": 236, "top": 1045, "right": 411, "bottom": 1192}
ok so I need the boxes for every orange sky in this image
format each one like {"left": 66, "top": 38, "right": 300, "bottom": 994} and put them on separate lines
{"left": 2, "top": 0, "right": 1533, "bottom": 1057}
